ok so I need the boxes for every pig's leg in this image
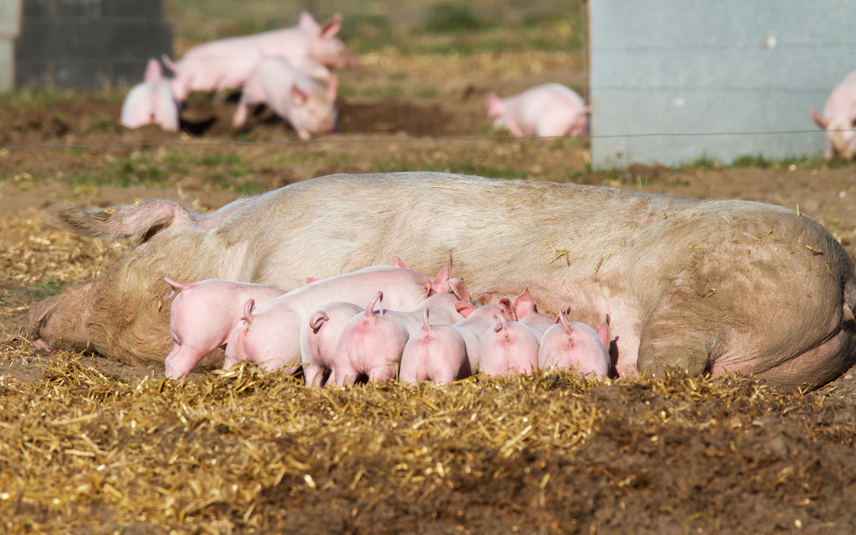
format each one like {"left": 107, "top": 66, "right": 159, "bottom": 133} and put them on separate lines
{"left": 368, "top": 364, "right": 399, "bottom": 383}
{"left": 636, "top": 305, "right": 714, "bottom": 378}
{"left": 164, "top": 345, "right": 209, "bottom": 378}
{"left": 397, "top": 357, "right": 419, "bottom": 385}
{"left": 233, "top": 100, "right": 250, "bottom": 129}
{"left": 304, "top": 363, "right": 329, "bottom": 388}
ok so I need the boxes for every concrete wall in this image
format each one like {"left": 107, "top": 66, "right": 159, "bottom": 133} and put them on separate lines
{"left": 0, "top": 0, "right": 21, "bottom": 92}
{"left": 14, "top": 0, "right": 172, "bottom": 90}
{"left": 589, "top": 0, "right": 856, "bottom": 167}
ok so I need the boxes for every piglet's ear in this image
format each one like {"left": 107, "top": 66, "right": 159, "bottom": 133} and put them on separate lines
{"left": 485, "top": 93, "right": 505, "bottom": 117}
{"left": 144, "top": 58, "right": 162, "bottom": 82}
{"left": 498, "top": 297, "right": 517, "bottom": 321}
{"left": 299, "top": 11, "right": 320, "bottom": 31}
{"left": 291, "top": 86, "right": 308, "bottom": 106}
{"left": 513, "top": 287, "right": 536, "bottom": 319}
{"left": 449, "top": 279, "right": 471, "bottom": 303}
{"left": 390, "top": 256, "right": 409, "bottom": 269}
{"left": 811, "top": 108, "right": 829, "bottom": 129}
{"left": 455, "top": 301, "right": 477, "bottom": 318}
{"left": 243, "top": 299, "right": 255, "bottom": 326}
{"left": 320, "top": 13, "right": 343, "bottom": 38}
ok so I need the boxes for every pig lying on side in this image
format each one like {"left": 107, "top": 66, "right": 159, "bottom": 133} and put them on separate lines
{"left": 811, "top": 71, "right": 856, "bottom": 160}
{"left": 163, "top": 12, "right": 355, "bottom": 102}
{"left": 120, "top": 58, "right": 179, "bottom": 132}
{"left": 233, "top": 59, "right": 337, "bottom": 140}
{"left": 30, "top": 172, "right": 856, "bottom": 391}
{"left": 221, "top": 257, "right": 461, "bottom": 378}
{"left": 486, "top": 83, "right": 588, "bottom": 138}
{"left": 162, "top": 277, "right": 287, "bottom": 378}
{"left": 539, "top": 308, "right": 611, "bottom": 378}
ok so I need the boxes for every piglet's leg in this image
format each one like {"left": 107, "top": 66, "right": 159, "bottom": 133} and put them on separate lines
{"left": 304, "top": 364, "right": 329, "bottom": 388}
{"left": 164, "top": 345, "right": 208, "bottom": 379}
{"left": 368, "top": 364, "right": 399, "bottom": 383}
{"left": 335, "top": 360, "right": 360, "bottom": 387}
{"left": 397, "top": 358, "right": 419, "bottom": 385}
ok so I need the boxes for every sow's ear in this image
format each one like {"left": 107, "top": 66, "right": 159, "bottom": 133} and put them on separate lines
{"left": 42, "top": 199, "right": 195, "bottom": 241}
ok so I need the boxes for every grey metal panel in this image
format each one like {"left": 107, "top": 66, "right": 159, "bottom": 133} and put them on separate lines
{"left": 590, "top": 0, "right": 856, "bottom": 167}
{"left": 14, "top": 0, "right": 172, "bottom": 90}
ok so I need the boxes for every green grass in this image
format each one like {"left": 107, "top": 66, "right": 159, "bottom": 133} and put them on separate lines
{"left": 26, "top": 273, "right": 69, "bottom": 299}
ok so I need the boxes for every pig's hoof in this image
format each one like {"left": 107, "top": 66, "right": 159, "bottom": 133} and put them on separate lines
{"left": 33, "top": 338, "right": 53, "bottom": 352}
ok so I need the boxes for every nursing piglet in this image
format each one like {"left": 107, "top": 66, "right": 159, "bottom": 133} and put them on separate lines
{"left": 486, "top": 83, "right": 588, "bottom": 138}
{"left": 332, "top": 284, "right": 470, "bottom": 386}
{"left": 300, "top": 301, "right": 363, "bottom": 387}
{"left": 233, "top": 59, "right": 337, "bottom": 140}
{"left": 539, "top": 308, "right": 611, "bottom": 378}
{"left": 162, "top": 277, "right": 287, "bottom": 378}
{"left": 399, "top": 300, "right": 516, "bottom": 385}
{"left": 221, "top": 258, "right": 461, "bottom": 378}
{"left": 120, "top": 58, "right": 179, "bottom": 132}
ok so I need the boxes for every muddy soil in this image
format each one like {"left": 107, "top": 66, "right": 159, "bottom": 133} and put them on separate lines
{"left": 3, "top": 62, "right": 856, "bottom": 532}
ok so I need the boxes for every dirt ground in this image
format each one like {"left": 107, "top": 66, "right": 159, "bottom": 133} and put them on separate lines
{"left": 3, "top": 55, "right": 856, "bottom": 533}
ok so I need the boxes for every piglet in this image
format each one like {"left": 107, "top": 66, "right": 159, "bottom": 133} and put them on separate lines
{"left": 331, "top": 283, "right": 471, "bottom": 386}
{"left": 479, "top": 313, "right": 541, "bottom": 378}
{"left": 486, "top": 83, "right": 588, "bottom": 138}
{"left": 163, "top": 12, "right": 355, "bottom": 102}
{"left": 233, "top": 59, "right": 338, "bottom": 140}
{"left": 538, "top": 308, "right": 611, "bottom": 378}
{"left": 220, "top": 256, "right": 462, "bottom": 379}
{"left": 399, "top": 300, "right": 516, "bottom": 385}
{"left": 811, "top": 71, "right": 856, "bottom": 160}
{"left": 120, "top": 58, "right": 179, "bottom": 132}
{"left": 162, "top": 277, "right": 287, "bottom": 378}
{"left": 300, "top": 301, "right": 363, "bottom": 387}
{"left": 333, "top": 292, "right": 410, "bottom": 385}
{"left": 512, "top": 288, "right": 553, "bottom": 338}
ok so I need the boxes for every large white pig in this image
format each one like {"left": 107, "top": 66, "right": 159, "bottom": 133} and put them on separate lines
{"left": 232, "top": 59, "right": 337, "bottom": 139}
{"left": 162, "top": 12, "right": 355, "bottom": 102}
{"left": 29, "top": 172, "right": 856, "bottom": 392}
{"left": 486, "top": 83, "right": 589, "bottom": 138}
{"left": 120, "top": 58, "right": 179, "bottom": 132}
{"left": 811, "top": 71, "right": 856, "bottom": 160}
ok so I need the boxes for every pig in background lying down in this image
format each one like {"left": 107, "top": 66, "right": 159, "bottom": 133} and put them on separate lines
{"left": 811, "top": 70, "right": 856, "bottom": 160}
{"left": 486, "top": 83, "right": 589, "bottom": 138}
{"left": 232, "top": 59, "right": 338, "bottom": 140}
{"left": 28, "top": 172, "right": 856, "bottom": 392}
{"left": 120, "top": 58, "right": 179, "bottom": 132}
{"left": 162, "top": 11, "right": 355, "bottom": 103}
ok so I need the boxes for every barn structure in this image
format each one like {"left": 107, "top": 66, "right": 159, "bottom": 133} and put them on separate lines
{"left": 588, "top": 0, "right": 855, "bottom": 167}
{"left": 0, "top": 0, "right": 172, "bottom": 91}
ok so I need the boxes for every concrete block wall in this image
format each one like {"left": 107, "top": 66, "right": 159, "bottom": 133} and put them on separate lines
{"left": 13, "top": 0, "right": 172, "bottom": 90}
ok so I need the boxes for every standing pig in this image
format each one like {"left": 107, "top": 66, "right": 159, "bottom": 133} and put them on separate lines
{"left": 486, "top": 83, "right": 589, "bottom": 138}
{"left": 162, "top": 277, "right": 287, "bottom": 378}
{"left": 479, "top": 313, "right": 541, "bottom": 378}
{"left": 232, "top": 59, "right": 337, "bottom": 139}
{"left": 811, "top": 71, "right": 856, "bottom": 160}
{"left": 539, "top": 308, "right": 611, "bottom": 378}
{"left": 220, "top": 257, "right": 461, "bottom": 378}
{"left": 399, "top": 300, "right": 516, "bottom": 384}
{"left": 120, "top": 58, "right": 179, "bottom": 132}
{"left": 162, "top": 12, "right": 355, "bottom": 102}
{"left": 332, "top": 283, "right": 471, "bottom": 386}
{"left": 300, "top": 301, "right": 363, "bottom": 387}
{"left": 30, "top": 172, "right": 856, "bottom": 392}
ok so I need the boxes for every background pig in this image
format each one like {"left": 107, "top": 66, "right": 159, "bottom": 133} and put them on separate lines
{"left": 399, "top": 300, "right": 516, "bottom": 384}
{"left": 539, "top": 308, "right": 611, "bottom": 378}
{"left": 811, "top": 71, "right": 856, "bottom": 160}
{"left": 120, "top": 58, "right": 179, "bottom": 132}
{"left": 232, "top": 59, "right": 337, "bottom": 139}
{"left": 30, "top": 172, "right": 856, "bottom": 391}
{"left": 163, "top": 12, "right": 355, "bottom": 102}
{"left": 333, "top": 292, "right": 410, "bottom": 385}
{"left": 486, "top": 83, "right": 589, "bottom": 138}
{"left": 300, "top": 301, "right": 363, "bottom": 387}
{"left": 161, "top": 278, "right": 287, "bottom": 378}
{"left": 479, "top": 313, "right": 540, "bottom": 377}
{"left": 216, "top": 257, "right": 461, "bottom": 378}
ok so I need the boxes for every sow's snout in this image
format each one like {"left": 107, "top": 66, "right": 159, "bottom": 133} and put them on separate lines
{"left": 27, "top": 281, "right": 96, "bottom": 352}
